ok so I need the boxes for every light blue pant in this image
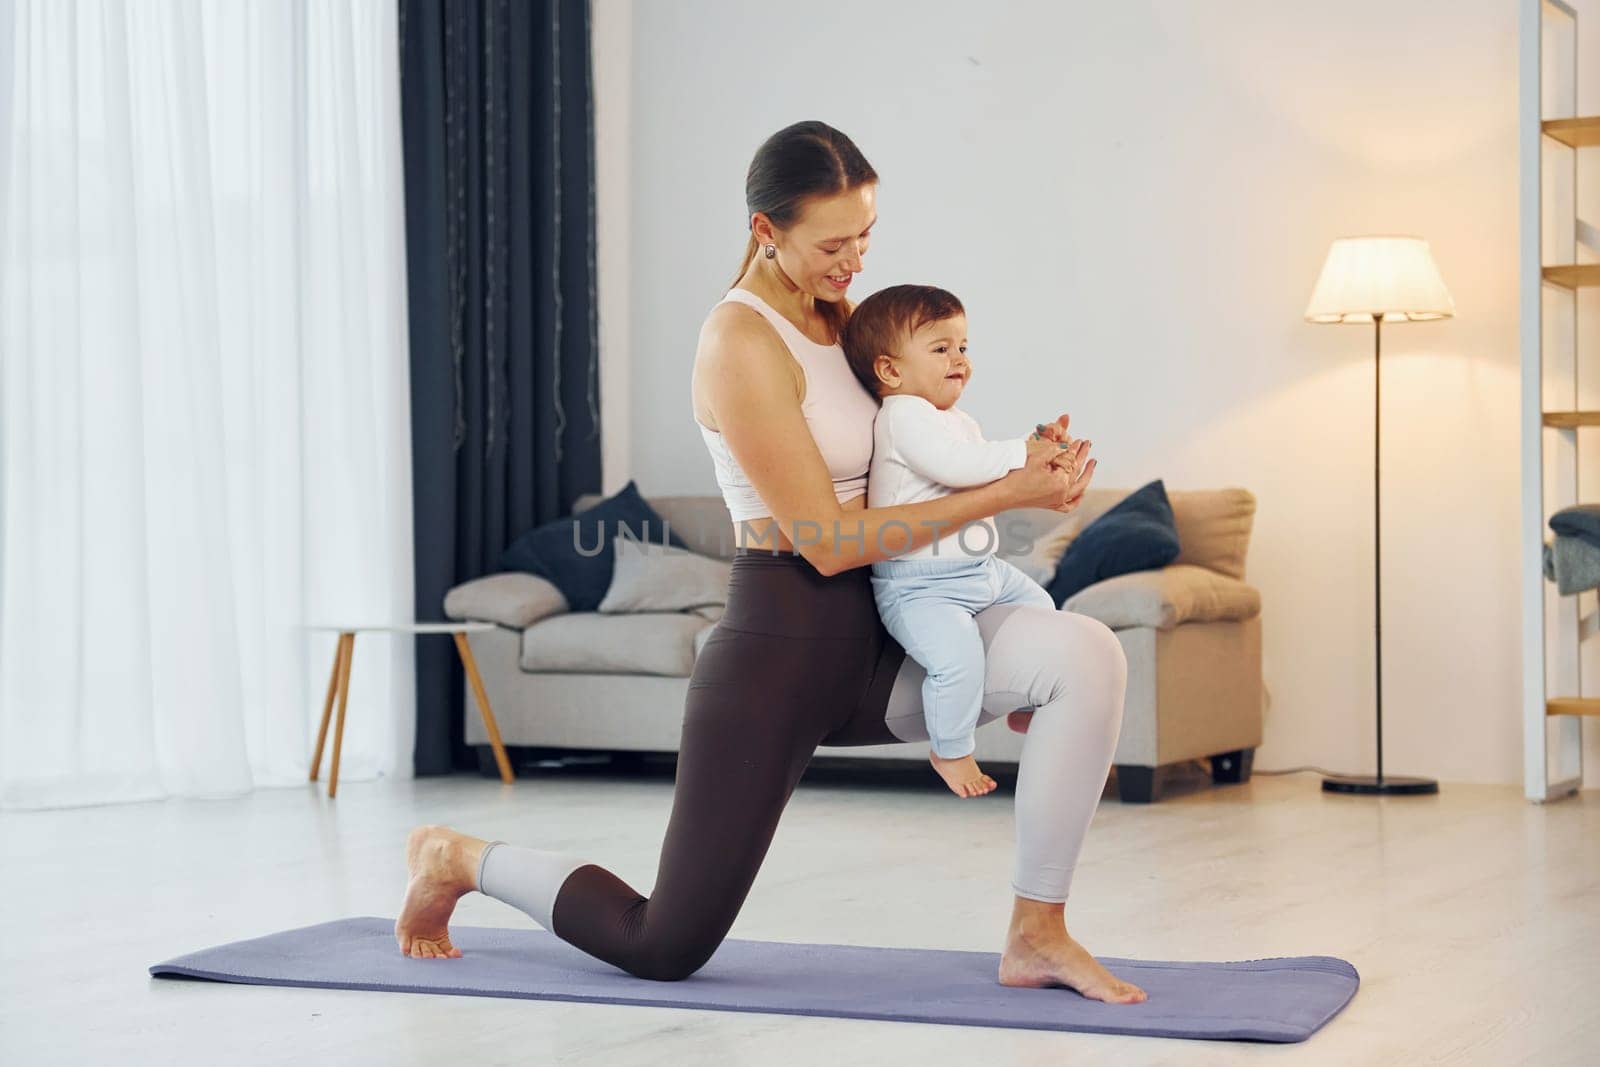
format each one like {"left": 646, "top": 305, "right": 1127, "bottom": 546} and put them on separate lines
{"left": 870, "top": 554, "right": 1056, "bottom": 759}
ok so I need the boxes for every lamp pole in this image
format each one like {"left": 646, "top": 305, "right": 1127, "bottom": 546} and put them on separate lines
{"left": 1322, "top": 310, "right": 1437, "bottom": 796}
{"left": 1305, "top": 235, "right": 1451, "bottom": 796}
{"left": 1373, "top": 312, "right": 1384, "bottom": 784}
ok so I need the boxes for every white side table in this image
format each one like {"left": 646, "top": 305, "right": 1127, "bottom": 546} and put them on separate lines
{"left": 304, "top": 622, "right": 514, "bottom": 797}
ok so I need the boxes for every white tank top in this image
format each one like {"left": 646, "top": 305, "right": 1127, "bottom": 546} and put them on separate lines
{"left": 696, "top": 288, "right": 878, "bottom": 522}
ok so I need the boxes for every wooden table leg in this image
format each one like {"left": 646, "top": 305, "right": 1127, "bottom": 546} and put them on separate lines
{"left": 328, "top": 632, "right": 355, "bottom": 798}
{"left": 309, "top": 635, "right": 346, "bottom": 782}
{"left": 454, "top": 631, "right": 514, "bottom": 783}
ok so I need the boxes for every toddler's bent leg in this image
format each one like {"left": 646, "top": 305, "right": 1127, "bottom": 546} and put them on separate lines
{"left": 880, "top": 597, "right": 987, "bottom": 760}
{"left": 988, "top": 556, "right": 1058, "bottom": 612}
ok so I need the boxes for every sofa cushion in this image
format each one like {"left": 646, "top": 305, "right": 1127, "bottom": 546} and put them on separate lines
{"left": 520, "top": 611, "right": 710, "bottom": 676}
{"left": 598, "top": 536, "right": 733, "bottom": 614}
{"left": 1027, "top": 486, "right": 1257, "bottom": 580}
{"left": 1040, "top": 487, "right": 1128, "bottom": 534}
{"left": 994, "top": 508, "right": 1078, "bottom": 585}
{"left": 500, "top": 480, "right": 689, "bottom": 612}
{"left": 1046, "top": 480, "right": 1181, "bottom": 605}
{"left": 1169, "top": 488, "right": 1256, "bottom": 580}
{"left": 1063, "top": 564, "right": 1261, "bottom": 630}
{"left": 693, "top": 622, "right": 718, "bottom": 658}
{"left": 443, "top": 572, "right": 568, "bottom": 629}
{"left": 650, "top": 497, "right": 738, "bottom": 560}
{"left": 575, "top": 492, "right": 739, "bottom": 561}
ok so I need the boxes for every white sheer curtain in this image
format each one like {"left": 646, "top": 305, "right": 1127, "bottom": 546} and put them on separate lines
{"left": 0, "top": 0, "right": 415, "bottom": 809}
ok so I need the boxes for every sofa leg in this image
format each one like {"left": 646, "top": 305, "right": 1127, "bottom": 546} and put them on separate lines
{"left": 1210, "top": 748, "right": 1255, "bottom": 785}
{"left": 1116, "top": 764, "right": 1160, "bottom": 804}
{"left": 475, "top": 745, "right": 514, "bottom": 779}
{"left": 610, "top": 750, "right": 649, "bottom": 773}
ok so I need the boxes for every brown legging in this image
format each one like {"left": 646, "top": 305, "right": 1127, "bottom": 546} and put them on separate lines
{"left": 475, "top": 546, "right": 1128, "bottom": 980}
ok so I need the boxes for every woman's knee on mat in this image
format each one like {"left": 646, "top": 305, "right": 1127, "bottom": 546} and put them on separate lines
{"left": 619, "top": 929, "right": 723, "bottom": 982}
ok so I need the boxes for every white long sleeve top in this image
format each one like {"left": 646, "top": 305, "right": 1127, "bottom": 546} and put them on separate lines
{"left": 867, "top": 394, "right": 1030, "bottom": 562}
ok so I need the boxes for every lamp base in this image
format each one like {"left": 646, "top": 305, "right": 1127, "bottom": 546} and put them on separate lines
{"left": 1321, "top": 774, "right": 1438, "bottom": 796}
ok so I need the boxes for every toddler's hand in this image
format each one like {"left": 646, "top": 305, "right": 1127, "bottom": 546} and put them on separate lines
{"left": 1032, "top": 414, "right": 1072, "bottom": 445}
{"left": 1025, "top": 436, "right": 1062, "bottom": 465}
{"left": 1029, "top": 426, "right": 1088, "bottom": 480}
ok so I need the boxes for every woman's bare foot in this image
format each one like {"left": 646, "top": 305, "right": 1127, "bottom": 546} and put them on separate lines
{"left": 999, "top": 897, "right": 1148, "bottom": 1005}
{"left": 929, "top": 752, "right": 997, "bottom": 797}
{"left": 394, "top": 825, "right": 487, "bottom": 959}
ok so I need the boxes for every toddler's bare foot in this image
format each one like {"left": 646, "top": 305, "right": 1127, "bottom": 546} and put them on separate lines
{"left": 1006, "top": 710, "right": 1033, "bottom": 734}
{"left": 999, "top": 901, "right": 1148, "bottom": 1005}
{"left": 929, "top": 752, "right": 997, "bottom": 797}
{"left": 394, "top": 824, "right": 482, "bottom": 959}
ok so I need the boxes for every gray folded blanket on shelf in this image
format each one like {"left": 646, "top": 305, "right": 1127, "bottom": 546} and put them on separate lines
{"left": 1544, "top": 535, "right": 1600, "bottom": 595}
{"left": 1548, "top": 504, "right": 1600, "bottom": 548}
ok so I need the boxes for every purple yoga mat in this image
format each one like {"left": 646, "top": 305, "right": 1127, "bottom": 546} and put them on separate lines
{"left": 149, "top": 917, "right": 1358, "bottom": 1043}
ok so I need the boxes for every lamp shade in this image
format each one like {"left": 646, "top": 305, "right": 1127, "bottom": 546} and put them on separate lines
{"left": 1304, "top": 235, "right": 1455, "bottom": 324}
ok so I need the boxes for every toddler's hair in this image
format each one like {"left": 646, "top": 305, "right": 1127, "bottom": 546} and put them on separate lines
{"left": 841, "top": 284, "right": 965, "bottom": 397}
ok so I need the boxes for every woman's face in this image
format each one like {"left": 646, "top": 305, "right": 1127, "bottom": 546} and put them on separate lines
{"left": 763, "top": 184, "right": 876, "bottom": 304}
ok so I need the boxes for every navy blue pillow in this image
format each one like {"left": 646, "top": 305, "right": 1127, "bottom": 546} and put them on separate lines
{"left": 1045, "top": 479, "right": 1181, "bottom": 606}
{"left": 498, "top": 480, "right": 689, "bottom": 612}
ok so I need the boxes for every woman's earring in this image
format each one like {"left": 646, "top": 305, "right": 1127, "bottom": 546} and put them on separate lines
{"left": 763, "top": 244, "right": 776, "bottom": 260}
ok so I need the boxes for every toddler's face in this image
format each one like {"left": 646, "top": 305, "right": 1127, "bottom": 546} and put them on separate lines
{"left": 880, "top": 314, "right": 971, "bottom": 410}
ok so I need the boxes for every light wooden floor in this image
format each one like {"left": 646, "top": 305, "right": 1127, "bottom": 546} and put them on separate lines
{"left": 2, "top": 762, "right": 1596, "bottom": 1066}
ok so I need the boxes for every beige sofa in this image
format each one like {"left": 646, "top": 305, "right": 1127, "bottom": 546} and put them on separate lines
{"left": 448, "top": 488, "right": 1263, "bottom": 803}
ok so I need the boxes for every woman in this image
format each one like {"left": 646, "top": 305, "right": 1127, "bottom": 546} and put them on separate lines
{"left": 396, "top": 121, "right": 1147, "bottom": 1006}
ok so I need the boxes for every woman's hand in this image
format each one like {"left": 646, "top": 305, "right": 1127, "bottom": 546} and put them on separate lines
{"left": 1052, "top": 451, "right": 1096, "bottom": 512}
{"left": 1032, "top": 414, "right": 1089, "bottom": 462}
{"left": 1026, "top": 435, "right": 1088, "bottom": 480}
{"left": 1025, "top": 413, "right": 1096, "bottom": 513}
{"left": 1004, "top": 436, "right": 1094, "bottom": 511}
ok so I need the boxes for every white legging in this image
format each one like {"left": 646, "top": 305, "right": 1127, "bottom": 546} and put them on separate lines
{"left": 877, "top": 603, "right": 1128, "bottom": 901}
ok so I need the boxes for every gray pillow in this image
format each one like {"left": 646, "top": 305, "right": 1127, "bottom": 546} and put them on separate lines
{"left": 598, "top": 536, "right": 733, "bottom": 614}
{"left": 999, "top": 523, "right": 1078, "bottom": 586}
{"left": 443, "top": 572, "right": 569, "bottom": 628}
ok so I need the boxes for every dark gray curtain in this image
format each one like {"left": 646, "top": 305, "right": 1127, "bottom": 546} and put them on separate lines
{"left": 400, "top": 0, "right": 601, "bottom": 775}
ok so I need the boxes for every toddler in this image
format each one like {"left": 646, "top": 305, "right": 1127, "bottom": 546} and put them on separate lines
{"left": 841, "top": 284, "right": 1072, "bottom": 797}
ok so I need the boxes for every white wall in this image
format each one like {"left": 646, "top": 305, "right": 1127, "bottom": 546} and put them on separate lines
{"left": 594, "top": 0, "right": 1598, "bottom": 789}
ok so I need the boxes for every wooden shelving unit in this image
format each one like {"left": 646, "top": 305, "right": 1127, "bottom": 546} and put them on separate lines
{"left": 1543, "top": 115, "right": 1600, "bottom": 147}
{"left": 1542, "top": 410, "right": 1600, "bottom": 427}
{"left": 1522, "top": 0, "right": 1589, "bottom": 802}
{"left": 1542, "top": 262, "right": 1600, "bottom": 287}
{"left": 1546, "top": 696, "right": 1600, "bottom": 715}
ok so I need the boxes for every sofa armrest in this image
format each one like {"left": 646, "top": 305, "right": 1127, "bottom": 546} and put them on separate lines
{"left": 444, "top": 572, "right": 569, "bottom": 629}
{"left": 1062, "top": 564, "right": 1260, "bottom": 631}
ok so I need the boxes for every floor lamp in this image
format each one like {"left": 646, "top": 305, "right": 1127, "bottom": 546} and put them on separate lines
{"left": 1305, "top": 235, "right": 1455, "bottom": 796}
